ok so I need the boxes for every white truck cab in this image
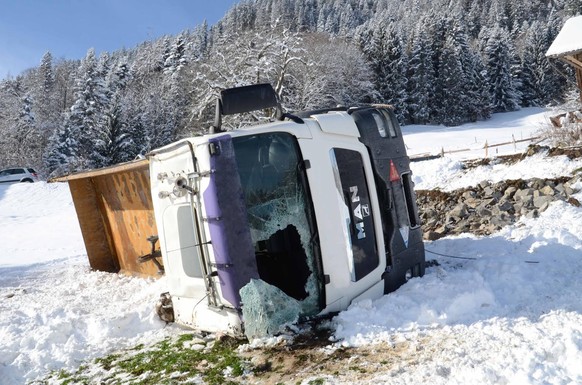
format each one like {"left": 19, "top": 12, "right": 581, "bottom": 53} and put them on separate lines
{"left": 147, "top": 84, "right": 425, "bottom": 338}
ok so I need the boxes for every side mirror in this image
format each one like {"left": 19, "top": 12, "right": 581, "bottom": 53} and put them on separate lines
{"left": 211, "top": 83, "right": 282, "bottom": 132}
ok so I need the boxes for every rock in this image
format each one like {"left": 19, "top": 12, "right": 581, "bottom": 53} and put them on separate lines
{"left": 539, "top": 185, "right": 555, "bottom": 196}
{"left": 416, "top": 172, "right": 581, "bottom": 239}
{"left": 479, "top": 223, "right": 499, "bottom": 234}
{"left": 533, "top": 195, "right": 553, "bottom": 210}
{"left": 525, "top": 209, "right": 539, "bottom": 219}
{"left": 477, "top": 206, "right": 492, "bottom": 217}
{"left": 490, "top": 214, "right": 509, "bottom": 227}
{"left": 482, "top": 198, "right": 497, "bottom": 207}
{"left": 449, "top": 203, "right": 469, "bottom": 219}
{"left": 456, "top": 220, "right": 471, "bottom": 232}
{"left": 482, "top": 186, "right": 495, "bottom": 197}
{"left": 529, "top": 178, "right": 545, "bottom": 189}
{"left": 464, "top": 197, "right": 480, "bottom": 209}
{"left": 462, "top": 190, "right": 476, "bottom": 200}
{"left": 514, "top": 188, "right": 534, "bottom": 200}
{"left": 503, "top": 186, "right": 517, "bottom": 199}
{"left": 498, "top": 200, "right": 514, "bottom": 212}
{"left": 425, "top": 231, "right": 444, "bottom": 241}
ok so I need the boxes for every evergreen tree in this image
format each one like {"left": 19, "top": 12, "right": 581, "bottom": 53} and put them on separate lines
{"left": 12, "top": 94, "right": 38, "bottom": 164}
{"left": 93, "top": 57, "right": 134, "bottom": 166}
{"left": 362, "top": 20, "right": 408, "bottom": 122}
{"left": 450, "top": 21, "right": 491, "bottom": 121}
{"left": 436, "top": 36, "right": 467, "bottom": 126}
{"left": 406, "top": 25, "right": 435, "bottom": 124}
{"left": 46, "top": 49, "right": 109, "bottom": 173}
{"left": 483, "top": 24, "right": 520, "bottom": 113}
{"left": 1, "top": 0, "right": 580, "bottom": 170}
{"left": 164, "top": 33, "right": 188, "bottom": 76}
{"left": 427, "top": 14, "right": 454, "bottom": 123}
{"left": 564, "top": 0, "right": 582, "bottom": 15}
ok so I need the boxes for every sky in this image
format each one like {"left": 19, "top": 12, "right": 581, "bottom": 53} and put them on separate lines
{"left": 3, "top": 107, "right": 582, "bottom": 384}
{"left": 0, "top": 0, "right": 239, "bottom": 80}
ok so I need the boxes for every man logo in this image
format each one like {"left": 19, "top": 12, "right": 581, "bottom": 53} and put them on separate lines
{"left": 350, "top": 186, "right": 367, "bottom": 239}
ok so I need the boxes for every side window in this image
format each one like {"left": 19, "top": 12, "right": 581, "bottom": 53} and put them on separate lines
{"left": 330, "top": 148, "right": 378, "bottom": 281}
{"left": 371, "top": 110, "right": 398, "bottom": 138}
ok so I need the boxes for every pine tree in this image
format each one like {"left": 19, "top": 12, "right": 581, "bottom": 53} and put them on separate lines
{"left": 483, "top": 24, "right": 520, "bottom": 113}
{"left": 406, "top": 25, "right": 435, "bottom": 124}
{"left": 564, "top": 0, "right": 582, "bottom": 15}
{"left": 450, "top": 21, "right": 491, "bottom": 121}
{"left": 362, "top": 20, "right": 408, "bottom": 122}
{"left": 12, "top": 94, "right": 38, "bottom": 164}
{"left": 47, "top": 48, "right": 109, "bottom": 173}
{"left": 94, "top": 57, "right": 135, "bottom": 166}
{"left": 427, "top": 14, "right": 454, "bottom": 123}
{"left": 32, "top": 51, "right": 59, "bottom": 162}
{"left": 436, "top": 36, "right": 466, "bottom": 126}
{"left": 164, "top": 33, "right": 188, "bottom": 76}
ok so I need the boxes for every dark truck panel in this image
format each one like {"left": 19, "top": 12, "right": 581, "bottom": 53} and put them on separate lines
{"left": 351, "top": 107, "right": 426, "bottom": 294}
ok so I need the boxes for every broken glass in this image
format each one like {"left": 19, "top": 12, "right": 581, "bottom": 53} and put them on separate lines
{"left": 233, "top": 132, "right": 323, "bottom": 336}
{"left": 239, "top": 278, "right": 302, "bottom": 339}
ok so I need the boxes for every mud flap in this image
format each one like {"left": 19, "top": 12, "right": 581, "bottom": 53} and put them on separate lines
{"left": 383, "top": 241, "right": 426, "bottom": 294}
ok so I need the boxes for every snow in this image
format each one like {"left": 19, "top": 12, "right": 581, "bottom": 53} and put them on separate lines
{"left": 546, "top": 15, "right": 582, "bottom": 58}
{"left": 2, "top": 107, "right": 582, "bottom": 384}
{"left": 410, "top": 152, "right": 582, "bottom": 191}
{"left": 0, "top": 183, "right": 182, "bottom": 384}
{"left": 402, "top": 107, "right": 548, "bottom": 160}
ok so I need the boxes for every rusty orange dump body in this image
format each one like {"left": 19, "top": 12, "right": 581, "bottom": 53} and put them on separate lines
{"left": 53, "top": 159, "right": 161, "bottom": 277}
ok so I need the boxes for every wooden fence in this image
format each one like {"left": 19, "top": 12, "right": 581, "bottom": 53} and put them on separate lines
{"left": 410, "top": 135, "right": 541, "bottom": 162}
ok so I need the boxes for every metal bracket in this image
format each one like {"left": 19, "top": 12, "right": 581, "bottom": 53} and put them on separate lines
{"left": 137, "top": 235, "right": 164, "bottom": 274}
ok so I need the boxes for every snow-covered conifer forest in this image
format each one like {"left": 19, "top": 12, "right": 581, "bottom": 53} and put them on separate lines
{"left": 0, "top": 0, "right": 580, "bottom": 177}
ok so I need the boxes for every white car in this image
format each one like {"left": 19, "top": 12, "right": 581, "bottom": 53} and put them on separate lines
{"left": 0, "top": 167, "right": 40, "bottom": 184}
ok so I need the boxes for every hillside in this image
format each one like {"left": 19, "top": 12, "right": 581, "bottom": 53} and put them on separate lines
{"left": 0, "top": 0, "right": 579, "bottom": 179}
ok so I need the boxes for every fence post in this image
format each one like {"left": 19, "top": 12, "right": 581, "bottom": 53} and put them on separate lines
{"left": 484, "top": 140, "right": 488, "bottom": 158}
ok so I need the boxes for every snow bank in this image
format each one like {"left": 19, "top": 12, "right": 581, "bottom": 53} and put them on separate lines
{"left": 411, "top": 152, "right": 582, "bottom": 191}
{"left": 0, "top": 182, "right": 85, "bottom": 267}
{"left": 0, "top": 183, "right": 180, "bottom": 384}
{"left": 333, "top": 195, "right": 582, "bottom": 384}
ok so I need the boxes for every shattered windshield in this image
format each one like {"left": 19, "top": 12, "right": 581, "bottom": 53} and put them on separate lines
{"left": 232, "top": 132, "right": 323, "bottom": 330}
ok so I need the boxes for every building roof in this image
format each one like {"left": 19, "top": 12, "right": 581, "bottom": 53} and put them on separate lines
{"left": 546, "top": 15, "right": 582, "bottom": 58}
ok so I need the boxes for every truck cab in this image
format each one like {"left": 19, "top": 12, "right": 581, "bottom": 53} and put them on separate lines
{"left": 147, "top": 84, "right": 424, "bottom": 337}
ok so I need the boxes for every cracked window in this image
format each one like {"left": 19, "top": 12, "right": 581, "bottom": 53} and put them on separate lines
{"left": 232, "top": 133, "right": 324, "bottom": 318}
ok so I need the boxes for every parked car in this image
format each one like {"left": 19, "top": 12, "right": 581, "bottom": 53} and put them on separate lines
{"left": 0, "top": 167, "right": 40, "bottom": 184}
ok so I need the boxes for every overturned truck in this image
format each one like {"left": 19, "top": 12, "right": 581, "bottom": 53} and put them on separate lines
{"left": 59, "top": 84, "right": 425, "bottom": 338}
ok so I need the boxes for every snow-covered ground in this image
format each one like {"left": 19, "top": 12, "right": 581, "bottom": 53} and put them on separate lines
{"left": 2, "top": 107, "right": 582, "bottom": 384}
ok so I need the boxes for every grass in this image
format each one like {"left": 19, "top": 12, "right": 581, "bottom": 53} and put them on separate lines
{"left": 36, "top": 333, "right": 249, "bottom": 385}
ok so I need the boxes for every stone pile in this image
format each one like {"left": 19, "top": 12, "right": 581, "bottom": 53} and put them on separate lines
{"left": 417, "top": 175, "right": 582, "bottom": 241}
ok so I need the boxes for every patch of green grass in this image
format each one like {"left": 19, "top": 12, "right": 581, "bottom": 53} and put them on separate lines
{"left": 39, "top": 333, "right": 250, "bottom": 385}
{"left": 349, "top": 365, "right": 366, "bottom": 374}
